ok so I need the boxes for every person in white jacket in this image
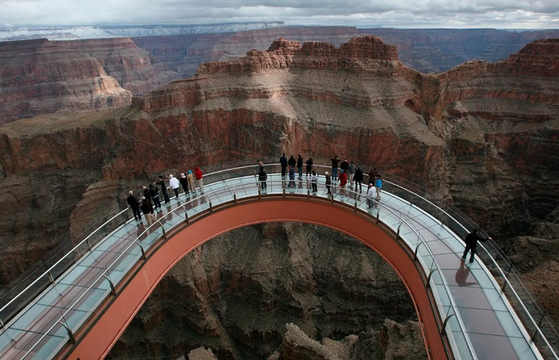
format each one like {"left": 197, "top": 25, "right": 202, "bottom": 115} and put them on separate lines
{"left": 309, "top": 170, "right": 318, "bottom": 193}
{"left": 168, "top": 174, "right": 181, "bottom": 199}
{"left": 365, "top": 182, "right": 377, "bottom": 209}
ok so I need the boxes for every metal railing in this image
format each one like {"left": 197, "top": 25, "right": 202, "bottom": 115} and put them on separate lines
{"left": 11, "top": 170, "right": 476, "bottom": 360}
{"left": 313, "top": 163, "right": 558, "bottom": 359}
{"left": 0, "top": 163, "right": 555, "bottom": 359}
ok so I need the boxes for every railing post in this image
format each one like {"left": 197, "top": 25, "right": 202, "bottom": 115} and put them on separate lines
{"left": 103, "top": 270, "right": 116, "bottom": 296}
{"left": 283, "top": 188, "right": 286, "bottom": 197}
{"left": 376, "top": 209, "right": 380, "bottom": 223}
{"left": 58, "top": 314, "right": 76, "bottom": 344}
{"left": 425, "top": 269, "right": 438, "bottom": 289}
{"left": 85, "top": 238, "right": 92, "bottom": 251}
{"left": 396, "top": 222, "right": 403, "bottom": 240}
{"left": 531, "top": 311, "right": 547, "bottom": 342}
{"left": 209, "top": 201, "right": 213, "bottom": 212}
{"left": 414, "top": 242, "right": 424, "bottom": 261}
{"left": 234, "top": 193, "right": 237, "bottom": 204}
{"left": 42, "top": 258, "right": 55, "bottom": 284}
{"left": 136, "top": 240, "right": 146, "bottom": 260}
{"left": 160, "top": 220, "right": 167, "bottom": 240}
{"left": 354, "top": 200, "right": 357, "bottom": 211}
{"left": 258, "top": 188, "right": 261, "bottom": 199}
{"left": 185, "top": 211, "right": 189, "bottom": 224}
{"left": 440, "top": 313, "right": 456, "bottom": 335}
{"left": 307, "top": 189, "right": 310, "bottom": 199}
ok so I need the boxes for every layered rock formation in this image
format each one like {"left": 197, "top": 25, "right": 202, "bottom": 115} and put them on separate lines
{"left": 0, "top": 35, "right": 558, "bottom": 355}
{"left": 0, "top": 39, "right": 132, "bottom": 125}
{"left": 131, "top": 27, "right": 365, "bottom": 79}
{"left": 56, "top": 38, "right": 180, "bottom": 95}
{"left": 107, "top": 224, "right": 420, "bottom": 359}
{"left": 363, "top": 28, "right": 559, "bottom": 73}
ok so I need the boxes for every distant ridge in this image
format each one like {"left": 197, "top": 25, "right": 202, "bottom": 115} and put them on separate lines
{"left": 0, "top": 22, "right": 286, "bottom": 42}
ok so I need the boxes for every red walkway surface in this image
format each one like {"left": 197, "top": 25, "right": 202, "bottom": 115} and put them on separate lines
{"left": 62, "top": 198, "right": 449, "bottom": 359}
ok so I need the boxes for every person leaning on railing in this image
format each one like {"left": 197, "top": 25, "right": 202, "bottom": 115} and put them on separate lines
{"left": 462, "top": 229, "right": 492, "bottom": 263}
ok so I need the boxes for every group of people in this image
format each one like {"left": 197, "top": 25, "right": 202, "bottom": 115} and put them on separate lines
{"left": 125, "top": 157, "right": 493, "bottom": 265}
{"left": 126, "top": 167, "right": 205, "bottom": 224}
{"left": 278, "top": 153, "right": 383, "bottom": 209}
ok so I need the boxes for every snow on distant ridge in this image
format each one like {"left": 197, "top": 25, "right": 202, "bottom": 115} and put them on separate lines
{"left": 0, "top": 22, "right": 285, "bottom": 42}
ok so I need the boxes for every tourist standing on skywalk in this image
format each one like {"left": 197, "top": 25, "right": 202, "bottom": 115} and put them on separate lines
{"left": 156, "top": 175, "right": 170, "bottom": 204}
{"left": 310, "top": 170, "right": 318, "bottom": 192}
{"left": 374, "top": 175, "right": 382, "bottom": 201}
{"left": 354, "top": 165, "right": 364, "bottom": 193}
{"left": 140, "top": 196, "right": 156, "bottom": 226}
{"left": 365, "top": 183, "right": 377, "bottom": 209}
{"left": 325, "top": 171, "right": 332, "bottom": 196}
{"left": 462, "top": 229, "right": 492, "bottom": 263}
{"left": 168, "top": 174, "right": 180, "bottom": 199}
{"left": 306, "top": 157, "right": 313, "bottom": 177}
{"left": 195, "top": 167, "right": 204, "bottom": 193}
{"left": 127, "top": 190, "right": 142, "bottom": 221}
{"left": 149, "top": 184, "right": 162, "bottom": 210}
{"left": 280, "top": 153, "right": 288, "bottom": 177}
{"left": 330, "top": 155, "right": 340, "bottom": 181}
{"left": 338, "top": 169, "right": 348, "bottom": 196}
{"left": 258, "top": 168, "right": 267, "bottom": 190}
{"left": 187, "top": 170, "right": 195, "bottom": 194}
{"left": 180, "top": 173, "right": 190, "bottom": 196}
{"left": 297, "top": 154, "right": 304, "bottom": 179}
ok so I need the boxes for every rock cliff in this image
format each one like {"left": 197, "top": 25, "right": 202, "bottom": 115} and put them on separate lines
{"left": 362, "top": 28, "right": 559, "bottom": 73}
{"left": 107, "top": 224, "right": 421, "bottom": 359}
{"left": 0, "top": 39, "right": 132, "bottom": 125}
{"left": 0, "top": 36, "right": 558, "bottom": 354}
{"left": 56, "top": 37, "right": 180, "bottom": 95}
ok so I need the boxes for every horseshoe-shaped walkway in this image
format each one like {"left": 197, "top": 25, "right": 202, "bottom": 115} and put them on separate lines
{"left": 0, "top": 164, "right": 554, "bottom": 360}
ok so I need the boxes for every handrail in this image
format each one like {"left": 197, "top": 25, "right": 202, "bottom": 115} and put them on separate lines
{"left": 20, "top": 175, "right": 475, "bottom": 360}
{"left": 0, "top": 163, "right": 278, "bottom": 326}
{"left": 0, "top": 163, "right": 553, "bottom": 359}
{"left": 0, "top": 207, "right": 129, "bottom": 321}
{"left": 311, "top": 163, "right": 558, "bottom": 358}
{"left": 384, "top": 179, "right": 559, "bottom": 359}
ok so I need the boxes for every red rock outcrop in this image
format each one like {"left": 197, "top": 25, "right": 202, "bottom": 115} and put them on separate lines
{"left": 0, "top": 39, "right": 132, "bottom": 125}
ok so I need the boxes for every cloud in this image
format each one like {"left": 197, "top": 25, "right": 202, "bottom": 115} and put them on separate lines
{"left": 0, "top": 0, "right": 557, "bottom": 28}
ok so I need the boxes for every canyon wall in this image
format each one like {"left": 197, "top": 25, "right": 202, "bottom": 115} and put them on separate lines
{"left": 0, "top": 35, "right": 558, "bottom": 355}
{"left": 56, "top": 37, "right": 180, "bottom": 95}
{"left": 363, "top": 28, "right": 559, "bottom": 73}
{"left": 0, "top": 39, "right": 132, "bottom": 125}
{"left": 131, "top": 27, "right": 559, "bottom": 78}
{"left": 107, "top": 223, "right": 424, "bottom": 359}
{"left": 2, "top": 28, "right": 558, "bottom": 125}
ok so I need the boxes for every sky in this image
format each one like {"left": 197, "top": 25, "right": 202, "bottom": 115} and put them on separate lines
{"left": 0, "top": 0, "right": 558, "bottom": 29}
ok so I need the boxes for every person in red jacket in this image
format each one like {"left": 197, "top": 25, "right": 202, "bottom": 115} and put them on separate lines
{"left": 194, "top": 167, "right": 204, "bottom": 193}
{"left": 338, "top": 169, "right": 348, "bottom": 196}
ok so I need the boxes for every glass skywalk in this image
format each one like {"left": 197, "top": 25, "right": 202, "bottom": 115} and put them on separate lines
{"left": 0, "top": 164, "right": 554, "bottom": 360}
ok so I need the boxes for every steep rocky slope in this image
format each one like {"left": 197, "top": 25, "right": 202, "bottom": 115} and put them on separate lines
{"left": 0, "top": 35, "right": 558, "bottom": 355}
{"left": 0, "top": 39, "right": 132, "bottom": 125}
{"left": 107, "top": 224, "right": 423, "bottom": 359}
{"left": 56, "top": 38, "right": 180, "bottom": 95}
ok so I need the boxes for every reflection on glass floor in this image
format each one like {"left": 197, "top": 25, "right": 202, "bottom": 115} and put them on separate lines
{"left": 0, "top": 172, "right": 544, "bottom": 360}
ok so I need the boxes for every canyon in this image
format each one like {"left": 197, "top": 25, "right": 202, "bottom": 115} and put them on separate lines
{"left": 0, "top": 33, "right": 558, "bottom": 358}
{"left": 2, "top": 27, "right": 559, "bottom": 126}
